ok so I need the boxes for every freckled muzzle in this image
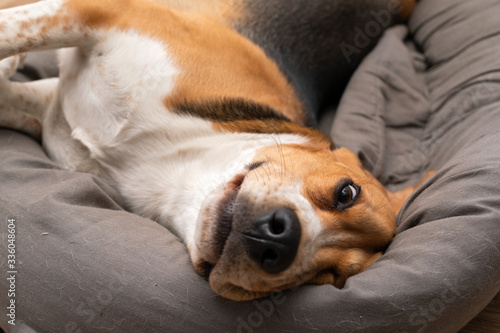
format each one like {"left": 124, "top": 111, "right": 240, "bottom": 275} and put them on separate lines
{"left": 243, "top": 207, "right": 302, "bottom": 274}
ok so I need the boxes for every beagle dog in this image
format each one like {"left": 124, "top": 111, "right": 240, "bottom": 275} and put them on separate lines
{"left": 0, "top": 0, "right": 423, "bottom": 301}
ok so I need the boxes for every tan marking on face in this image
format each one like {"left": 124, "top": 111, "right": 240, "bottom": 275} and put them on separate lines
{"left": 249, "top": 145, "right": 395, "bottom": 284}
{"left": 257, "top": 145, "right": 396, "bottom": 236}
{"left": 205, "top": 144, "right": 400, "bottom": 300}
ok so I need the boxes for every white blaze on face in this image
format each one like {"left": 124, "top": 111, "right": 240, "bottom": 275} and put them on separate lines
{"left": 236, "top": 163, "right": 324, "bottom": 275}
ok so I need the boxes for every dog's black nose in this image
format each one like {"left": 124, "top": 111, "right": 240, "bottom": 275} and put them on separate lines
{"left": 243, "top": 207, "right": 301, "bottom": 274}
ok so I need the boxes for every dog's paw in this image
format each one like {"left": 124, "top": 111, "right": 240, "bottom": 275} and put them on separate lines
{"left": 0, "top": 54, "right": 42, "bottom": 140}
{"left": 0, "top": 54, "right": 26, "bottom": 80}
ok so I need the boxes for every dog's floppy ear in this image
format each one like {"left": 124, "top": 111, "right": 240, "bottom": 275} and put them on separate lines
{"left": 306, "top": 251, "right": 383, "bottom": 288}
{"left": 331, "top": 147, "right": 363, "bottom": 169}
{"left": 387, "top": 170, "right": 436, "bottom": 215}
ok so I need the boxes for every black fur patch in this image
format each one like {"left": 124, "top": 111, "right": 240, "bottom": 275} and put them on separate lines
{"left": 233, "top": 0, "right": 397, "bottom": 118}
{"left": 172, "top": 97, "right": 292, "bottom": 123}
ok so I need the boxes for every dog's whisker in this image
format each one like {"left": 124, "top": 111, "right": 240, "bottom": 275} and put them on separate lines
{"left": 372, "top": 189, "right": 393, "bottom": 213}
{"left": 278, "top": 135, "right": 287, "bottom": 179}
{"left": 270, "top": 132, "right": 287, "bottom": 180}
{"left": 256, "top": 165, "right": 267, "bottom": 184}
{"left": 261, "top": 152, "right": 273, "bottom": 183}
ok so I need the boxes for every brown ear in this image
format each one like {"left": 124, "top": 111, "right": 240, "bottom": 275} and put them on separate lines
{"left": 306, "top": 251, "right": 383, "bottom": 288}
{"left": 332, "top": 148, "right": 363, "bottom": 168}
{"left": 387, "top": 170, "right": 436, "bottom": 214}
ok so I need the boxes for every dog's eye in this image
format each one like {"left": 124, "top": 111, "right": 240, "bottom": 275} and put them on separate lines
{"left": 339, "top": 185, "right": 357, "bottom": 204}
{"left": 334, "top": 180, "right": 361, "bottom": 210}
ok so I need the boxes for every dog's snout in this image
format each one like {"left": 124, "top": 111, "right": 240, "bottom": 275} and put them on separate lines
{"left": 243, "top": 207, "right": 301, "bottom": 274}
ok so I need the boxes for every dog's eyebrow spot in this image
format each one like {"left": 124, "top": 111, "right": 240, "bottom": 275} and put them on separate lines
{"left": 171, "top": 97, "right": 291, "bottom": 123}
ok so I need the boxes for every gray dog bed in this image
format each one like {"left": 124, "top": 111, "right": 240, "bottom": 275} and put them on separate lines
{"left": 1, "top": 0, "right": 499, "bottom": 332}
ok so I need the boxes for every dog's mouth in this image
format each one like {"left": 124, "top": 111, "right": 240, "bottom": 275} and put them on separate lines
{"left": 195, "top": 171, "right": 246, "bottom": 278}
{"left": 196, "top": 162, "right": 267, "bottom": 278}
{"left": 212, "top": 173, "right": 245, "bottom": 257}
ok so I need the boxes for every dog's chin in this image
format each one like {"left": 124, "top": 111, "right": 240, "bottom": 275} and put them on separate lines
{"left": 207, "top": 261, "right": 319, "bottom": 301}
{"left": 207, "top": 279, "right": 271, "bottom": 301}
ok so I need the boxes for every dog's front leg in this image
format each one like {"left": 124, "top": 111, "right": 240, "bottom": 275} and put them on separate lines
{"left": 0, "top": 0, "right": 123, "bottom": 171}
{"left": 0, "top": 0, "right": 91, "bottom": 140}
{"left": 0, "top": 54, "right": 58, "bottom": 139}
{"left": 0, "top": 0, "right": 98, "bottom": 59}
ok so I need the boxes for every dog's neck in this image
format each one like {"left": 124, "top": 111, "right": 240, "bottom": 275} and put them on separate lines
{"left": 98, "top": 126, "right": 309, "bottom": 243}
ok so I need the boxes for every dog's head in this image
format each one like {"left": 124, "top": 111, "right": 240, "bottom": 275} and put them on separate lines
{"left": 191, "top": 143, "right": 397, "bottom": 300}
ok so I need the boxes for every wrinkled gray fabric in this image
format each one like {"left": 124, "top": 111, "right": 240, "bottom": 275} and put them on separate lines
{"left": 1, "top": 0, "right": 499, "bottom": 332}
